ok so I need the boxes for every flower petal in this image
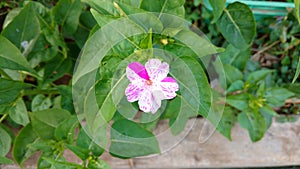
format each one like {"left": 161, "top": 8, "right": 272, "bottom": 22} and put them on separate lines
{"left": 125, "top": 83, "right": 144, "bottom": 102}
{"left": 145, "top": 59, "right": 169, "bottom": 82}
{"left": 126, "top": 62, "right": 149, "bottom": 81}
{"left": 160, "top": 77, "right": 179, "bottom": 99}
{"left": 138, "top": 89, "right": 162, "bottom": 114}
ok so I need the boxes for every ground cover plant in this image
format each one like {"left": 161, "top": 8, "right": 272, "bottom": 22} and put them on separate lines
{"left": 0, "top": 0, "right": 299, "bottom": 168}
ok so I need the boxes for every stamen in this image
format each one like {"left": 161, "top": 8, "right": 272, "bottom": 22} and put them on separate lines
{"left": 146, "top": 80, "right": 153, "bottom": 85}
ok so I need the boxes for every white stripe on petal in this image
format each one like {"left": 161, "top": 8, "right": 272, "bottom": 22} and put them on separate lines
{"left": 138, "top": 89, "right": 162, "bottom": 114}
{"left": 145, "top": 59, "right": 169, "bottom": 82}
{"left": 160, "top": 81, "right": 179, "bottom": 99}
{"left": 125, "top": 83, "right": 144, "bottom": 102}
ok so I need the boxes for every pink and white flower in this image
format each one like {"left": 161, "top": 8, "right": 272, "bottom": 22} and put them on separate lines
{"left": 125, "top": 59, "right": 179, "bottom": 114}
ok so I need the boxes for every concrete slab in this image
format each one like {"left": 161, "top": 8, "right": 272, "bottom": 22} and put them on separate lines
{"left": 1, "top": 118, "right": 300, "bottom": 169}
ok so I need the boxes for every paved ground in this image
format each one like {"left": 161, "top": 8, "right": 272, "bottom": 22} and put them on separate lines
{"left": 2, "top": 118, "right": 300, "bottom": 169}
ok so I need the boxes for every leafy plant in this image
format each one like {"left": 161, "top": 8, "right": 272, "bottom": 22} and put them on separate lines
{"left": 0, "top": 0, "right": 299, "bottom": 168}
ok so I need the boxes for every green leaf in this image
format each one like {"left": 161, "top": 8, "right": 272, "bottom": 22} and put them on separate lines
{"left": 0, "top": 35, "right": 36, "bottom": 74}
{"left": 57, "top": 85, "right": 75, "bottom": 114}
{"left": 295, "top": 0, "right": 300, "bottom": 24}
{"left": 238, "top": 110, "right": 267, "bottom": 142}
{"left": 167, "top": 56, "right": 212, "bottom": 135}
{"left": 216, "top": 107, "right": 236, "bottom": 140}
{"left": 0, "top": 78, "right": 31, "bottom": 104}
{"left": 30, "top": 108, "right": 71, "bottom": 140}
{"left": 8, "top": 98, "right": 29, "bottom": 126}
{"left": 109, "top": 119, "right": 160, "bottom": 158}
{"left": 226, "top": 93, "right": 249, "bottom": 111}
{"left": 194, "top": 0, "right": 202, "bottom": 6}
{"left": 83, "top": 0, "right": 118, "bottom": 16}
{"left": 13, "top": 124, "right": 38, "bottom": 165}
{"left": 0, "top": 126, "right": 11, "bottom": 157}
{"left": 115, "top": 0, "right": 185, "bottom": 17}
{"left": 220, "top": 44, "right": 250, "bottom": 70}
{"left": 88, "top": 159, "right": 111, "bottom": 169}
{"left": 65, "top": 144, "right": 90, "bottom": 161}
{"left": 3, "top": 8, "right": 22, "bottom": 29}
{"left": 76, "top": 128, "right": 104, "bottom": 157}
{"left": 292, "top": 56, "right": 300, "bottom": 83}
{"left": 173, "top": 57, "right": 211, "bottom": 117}
{"left": 0, "top": 156, "right": 14, "bottom": 164}
{"left": 93, "top": 79, "right": 117, "bottom": 123}
{"left": 41, "top": 157, "right": 83, "bottom": 169}
{"left": 226, "top": 80, "right": 244, "bottom": 93}
{"left": 31, "top": 94, "right": 52, "bottom": 112}
{"left": 52, "top": 0, "right": 83, "bottom": 35}
{"left": 216, "top": 2, "right": 256, "bottom": 49}
{"left": 209, "top": 0, "right": 226, "bottom": 23}
{"left": 246, "top": 69, "right": 273, "bottom": 85}
{"left": 265, "top": 87, "right": 294, "bottom": 107}
{"left": 43, "top": 56, "right": 72, "bottom": 84}
{"left": 55, "top": 116, "right": 78, "bottom": 142}
{"left": 1, "top": 2, "right": 40, "bottom": 50}
{"left": 215, "top": 63, "right": 243, "bottom": 88}
{"left": 259, "top": 106, "right": 279, "bottom": 117}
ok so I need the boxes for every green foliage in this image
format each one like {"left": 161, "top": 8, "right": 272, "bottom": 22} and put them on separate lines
{"left": 217, "top": 2, "right": 256, "bottom": 49}
{"left": 0, "top": 0, "right": 299, "bottom": 168}
{"left": 109, "top": 119, "right": 160, "bottom": 158}
{"left": 208, "top": 0, "right": 226, "bottom": 23}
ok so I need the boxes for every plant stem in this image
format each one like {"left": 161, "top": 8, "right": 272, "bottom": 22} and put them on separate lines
{"left": 0, "top": 114, "right": 8, "bottom": 123}
{"left": 128, "top": 159, "right": 136, "bottom": 169}
{"left": 251, "top": 40, "right": 280, "bottom": 60}
{"left": 23, "top": 89, "right": 60, "bottom": 96}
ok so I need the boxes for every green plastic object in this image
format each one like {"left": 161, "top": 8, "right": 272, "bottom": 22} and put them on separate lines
{"left": 205, "top": 0, "right": 295, "bottom": 20}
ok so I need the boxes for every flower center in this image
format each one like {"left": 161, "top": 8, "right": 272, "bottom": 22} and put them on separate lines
{"left": 145, "top": 80, "right": 153, "bottom": 86}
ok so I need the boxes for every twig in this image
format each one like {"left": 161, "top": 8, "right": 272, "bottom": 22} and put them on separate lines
{"left": 251, "top": 40, "right": 280, "bottom": 61}
{"left": 0, "top": 114, "right": 8, "bottom": 123}
{"left": 128, "top": 159, "right": 136, "bottom": 169}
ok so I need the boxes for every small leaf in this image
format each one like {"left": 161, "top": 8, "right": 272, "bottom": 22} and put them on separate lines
{"left": 31, "top": 94, "right": 52, "bottom": 112}
{"left": 88, "top": 159, "right": 111, "bottom": 169}
{"left": 238, "top": 110, "right": 267, "bottom": 142}
{"left": 2, "top": 2, "right": 40, "bottom": 50}
{"left": 43, "top": 56, "right": 72, "bottom": 84}
{"left": 8, "top": 98, "right": 29, "bottom": 126}
{"left": 0, "top": 35, "right": 36, "bottom": 74}
{"left": 259, "top": 106, "right": 279, "bottom": 117}
{"left": 13, "top": 124, "right": 38, "bottom": 165}
{"left": 265, "top": 87, "right": 294, "bottom": 107}
{"left": 52, "top": 0, "right": 83, "bottom": 35}
{"left": 226, "top": 94, "right": 249, "bottom": 111}
{"left": 0, "top": 78, "right": 32, "bottom": 104}
{"left": 216, "top": 2, "right": 256, "bottom": 49}
{"left": 0, "top": 126, "right": 11, "bottom": 156}
{"left": 41, "top": 157, "right": 84, "bottom": 168}
{"left": 246, "top": 69, "right": 273, "bottom": 85}
{"left": 0, "top": 156, "right": 14, "bottom": 164}
{"left": 226, "top": 80, "right": 244, "bottom": 93}
{"left": 30, "top": 108, "right": 71, "bottom": 140}
{"left": 65, "top": 144, "right": 89, "bottom": 161}
{"left": 220, "top": 44, "right": 250, "bottom": 70}
{"left": 76, "top": 128, "right": 104, "bottom": 157}
{"left": 216, "top": 107, "right": 236, "bottom": 140}
{"left": 209, "top": 0, "right": 226, "bottom": 23}
{"left": 109, "top": 119, "right": 160, "bottom": 158}
{"left": 217, "top": 64, "right": 243, "bottom": 87}
{"left": 55, "top": 116, "right": 78, "bottom": 142}
{"left": 57, "top": 85, "right": 75, "bottom": 114}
